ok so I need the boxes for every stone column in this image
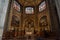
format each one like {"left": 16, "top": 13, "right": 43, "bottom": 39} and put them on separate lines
{"left": 0, "top": 0, "right": 9, "bottom": 40}
{"left": 55, "top": 0, "right": 60, "bottom": 23}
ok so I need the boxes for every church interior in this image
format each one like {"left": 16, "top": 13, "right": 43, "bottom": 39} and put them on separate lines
{"left": 1, "top": 0, "right": 60, "bottom": 40}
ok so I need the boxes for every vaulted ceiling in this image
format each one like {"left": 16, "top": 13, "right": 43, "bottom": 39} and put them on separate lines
{"left": 17, "top": 0, "right": 42, "bottom": 6}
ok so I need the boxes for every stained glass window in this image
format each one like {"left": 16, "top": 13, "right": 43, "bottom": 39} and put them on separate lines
{"left": 39, "top": 1, "right": 46, "bottom": 12}
{"left": 25, "top": 7, "right": 34, "bottom": 14}
{"left": 13, "top": 1, "right": 20, "bottom": 12}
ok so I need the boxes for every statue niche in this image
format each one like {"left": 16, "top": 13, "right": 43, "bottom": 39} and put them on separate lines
{"left": 24, "top": 19, "right": 34, "bottom": 35}
{"left": 11, "top": 15, "right": 20, "bottom": 27}
{"left": 39, "top": 16, "right": 48, "bottom": 27}
{"left": 10, "top": 15, "right": 20, "bottom": 37}
{"left": 39, "top": 16, "right": 49, "bottom": 37}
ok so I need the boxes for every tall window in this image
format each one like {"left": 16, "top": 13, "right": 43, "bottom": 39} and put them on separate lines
{"left": 25, "top": 7, "right": 34, "bottom": 14}
{"left": 13, "top": 1, "right": 20, "bottom": 12}
{"left": 39, "top": 1, "right": 46, "bottom": 12}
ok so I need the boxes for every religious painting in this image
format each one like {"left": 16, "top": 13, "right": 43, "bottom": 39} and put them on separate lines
{"left": 11, "top": 15, "right": 19, "bottom": 27}
{"left": 39, "top": 16, "right": 48, "bottom": 27}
